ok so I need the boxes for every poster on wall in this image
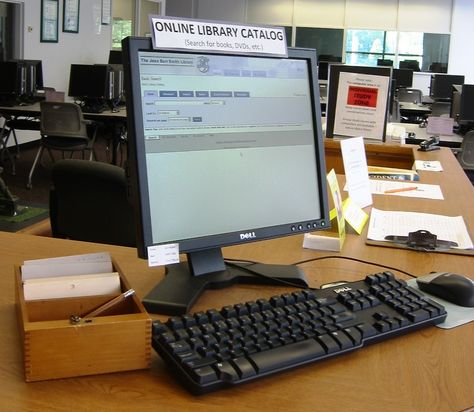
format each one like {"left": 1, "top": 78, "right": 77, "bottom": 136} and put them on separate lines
{"left": 326, "top": 65, "right": 391, "bottom": 141}
{"left": 63, "top": 0, "right": 80, "bottom": 33}
{"left": 41, "top": 0, "right": 59, "bottom": 43}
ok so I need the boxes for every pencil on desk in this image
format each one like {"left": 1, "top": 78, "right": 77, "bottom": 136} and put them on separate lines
{"left": 384, "top": 186, "right": 418, "bottom": 194}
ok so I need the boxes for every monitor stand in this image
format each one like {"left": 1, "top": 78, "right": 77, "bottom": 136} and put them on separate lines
{"left": 142, "top": 248, "right": 308, "bottom": 316}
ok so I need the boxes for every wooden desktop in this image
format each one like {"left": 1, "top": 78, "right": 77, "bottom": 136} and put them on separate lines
{"left": 0, "top": 146, "right": 473, "bottom": 411}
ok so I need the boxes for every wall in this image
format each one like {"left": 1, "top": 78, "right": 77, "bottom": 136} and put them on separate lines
{"left": 449, "top": 0, "right": 474, "bottom": 83}
{"left": 23, "top": 0, "right": 112, "bottom": 94}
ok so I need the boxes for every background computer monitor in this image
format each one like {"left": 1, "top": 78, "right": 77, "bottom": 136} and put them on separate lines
{"left": 10, "top": 59, "right": 44, "bottom": 97}
{"left": 122, "top": 37, "right": 330, "bottom": 315}
{"left": 68, "top": 64, "right": 109, "bottom": 99}
{"left": 430, "top": 74, "right": 465, "bottom": 100}
{"left": 318, "top": 61, "right": 329, "bottom": 80}
{"left": 108, "top": 50, "right": 123, "bottom": 65}
{"left": 0, "top": 61, "right": 19, "bottom": 97}
{"left": 450, "top": 84, "right": 462, "bottom": 120}
{"left": 459, "top": 84, "right": 474, "bottom": 123}
{"left": 392, "top": 68, "right": 413, "bottom": 88}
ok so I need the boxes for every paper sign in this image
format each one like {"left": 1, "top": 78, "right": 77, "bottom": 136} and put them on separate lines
{"left": 342, "top": 198, "right": 369, "bottom": 234}
{"left": 414, "top": 160, "right": 443, "bottom": 172}
{"left": 327, "top": 169, "right": 346, "bottom": 245}
{"left": 148, "top": 243, "right": 180, "bottom": 267}
{"left": 149, "top": 16, "right": 287, "bottom": 56}
{"left": 334, "top": 72, "right": 389, "bottom": 140}
{"left": 340, "top": 136, "right": 373, "bottom": 208}
{"left": 427, "top": 116, "right": 454, "bottom": 135}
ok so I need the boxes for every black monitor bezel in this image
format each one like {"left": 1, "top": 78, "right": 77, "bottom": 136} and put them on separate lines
{"left": 122, "top": 37, "right": 329, "bottom": 259}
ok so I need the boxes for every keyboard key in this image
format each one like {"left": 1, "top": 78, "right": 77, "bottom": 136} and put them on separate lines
{"left": 248, "top": 339, "right": 326, "bottom": 373}
{"left": 231, "top": 357, "right": 257, "bottom": 379}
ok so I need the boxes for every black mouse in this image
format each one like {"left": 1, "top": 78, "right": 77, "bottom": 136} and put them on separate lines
{"left": 417, "top": 272, "right": 474, "bottom": 307}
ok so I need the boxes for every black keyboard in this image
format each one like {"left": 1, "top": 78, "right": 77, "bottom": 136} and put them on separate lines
{"left": 152, "top": 271, "right": 446, "bottom": 394}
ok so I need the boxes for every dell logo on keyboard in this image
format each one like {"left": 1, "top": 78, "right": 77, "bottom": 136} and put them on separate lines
{"left": 240, "top": 232, "right": 257, "bottom": 240}
{"left": 334, "top": 286, "right": 352, "bottom": 293}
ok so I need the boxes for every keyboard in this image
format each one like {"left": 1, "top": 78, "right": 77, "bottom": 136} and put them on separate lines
{"left": 151, "top": 271, "right": 446, "bottom": 394}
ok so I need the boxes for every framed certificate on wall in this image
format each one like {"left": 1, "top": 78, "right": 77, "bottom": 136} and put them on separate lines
{"left": 41, "top": 0, "right": 59, "bottom": 42}
{"left": 63, "top": 0, "right": 80, "bottom": 33}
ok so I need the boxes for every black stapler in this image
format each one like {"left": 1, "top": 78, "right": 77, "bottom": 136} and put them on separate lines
{"left": 418, "top": 135, "right": 440, "bottom": 152}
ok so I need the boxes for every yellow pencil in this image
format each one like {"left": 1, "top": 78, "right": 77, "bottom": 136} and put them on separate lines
{"left": 384, "top": 186, "right": 418, "bottom": 194}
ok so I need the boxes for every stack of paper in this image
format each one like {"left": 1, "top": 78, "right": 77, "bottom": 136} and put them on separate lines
{"left": 21, "top": 252, "right": 121, "bottom": 301}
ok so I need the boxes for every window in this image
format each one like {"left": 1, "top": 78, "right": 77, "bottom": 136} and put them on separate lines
{"left": 345, "top": 29, "right": 450, "bottom": 71}
{"left": 112, "top": 18, "right": 133, "bottom": 49}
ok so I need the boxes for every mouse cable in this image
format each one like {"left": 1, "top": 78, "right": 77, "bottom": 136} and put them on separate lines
{"left": 291, "top": 255, "right": 417, "bottom": 279}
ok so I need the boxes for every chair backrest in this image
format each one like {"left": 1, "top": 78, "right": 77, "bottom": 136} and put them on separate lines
{"left": 397, "top": 88, "right": 423, "bottom": 104}
{"left": 400, "top": 60, "right": 420, "bottom": 71}
{"left": 49, "top": 159, "right": 136, "bottom": 247}
{"left": 40, "top": 101, "right": 88, "bottom": 139}
{"left": 458, "top": 130, "right": 474, "bottom": 170}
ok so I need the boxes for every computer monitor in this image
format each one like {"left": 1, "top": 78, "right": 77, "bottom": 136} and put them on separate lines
{"left": 122, "top": 37, "right": 330, "bottom": 315}
{"left": 68, "top": 64, "right": 110, "bottom": 99}
{"left": 459, "top": 84, "right": 474, "bottom": 123}
{"left": 392, "top": 68, "right": 413, "bottom": 88}
{"left": 318, "top": 61, "right": 329, "bottom": 80}
{"left": 10, "top": 59, "right": 44, "bottom": 97}
{"left": 68, "top": 64, "right": 111, "bottom": 111}
{"left": 430, "top": 74, "right": 465, "bottom": 100}
{"left": 450, "top": 84, "right": 462, "bottom": 121}
{"left": 0, "top": 61, "right": 19, "bottom": 97}
{"left": 108, "top": 50, "right": 123, "bottom": 65}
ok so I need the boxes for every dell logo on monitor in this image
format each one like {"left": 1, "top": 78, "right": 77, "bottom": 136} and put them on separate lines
{"left": 240, "top": 232, "right": 257, "bottom": 240}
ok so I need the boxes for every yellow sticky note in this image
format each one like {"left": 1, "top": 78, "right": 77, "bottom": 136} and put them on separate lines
{"left": 342, "top": 197, "right": 369, "bottom": 234}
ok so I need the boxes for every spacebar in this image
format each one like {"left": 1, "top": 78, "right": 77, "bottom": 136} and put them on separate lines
{"left": 248, "top": 339, "right": 326, "bottom": 374}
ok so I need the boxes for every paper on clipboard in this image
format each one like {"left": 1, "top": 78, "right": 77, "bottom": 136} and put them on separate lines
{"left": 367, "top": 208, "right": 473, "bottom": 250}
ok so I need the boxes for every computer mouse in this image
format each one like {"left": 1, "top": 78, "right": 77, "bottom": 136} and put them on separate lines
{"left": 416, "top": 272, "right": 474, "bottom": 307}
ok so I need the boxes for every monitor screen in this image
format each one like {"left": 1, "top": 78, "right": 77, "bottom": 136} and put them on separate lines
{"left": 68, "top": 64, "right": 109, "bottom": 99}
{"left": 430, "top": 74, "right": 465, "bottom": 100}
{"left": 122, "top": 37, "right": 329, "bottom": 314}
{"left": 392, "top": 68, "right": 413, "bottom": 88}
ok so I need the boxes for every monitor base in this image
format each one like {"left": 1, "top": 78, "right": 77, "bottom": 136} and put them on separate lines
{"left": 142, "top": 261, "right": 308, "bottom": 316}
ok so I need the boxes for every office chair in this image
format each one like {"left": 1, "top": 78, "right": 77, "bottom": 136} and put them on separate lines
{"left": 457, "top": 130, "right": 474, "bottom": 182}
{"left": 399, "top": 60, "right": 421, "bottom": 71}
{"left": 397, "top": 88, "right": 423, "bottom": 104}
{"left": 429, "top": 62, "right": 448, "bottom": 73}
{"left": 377, "top": 59, "right": 393, "bottom": 67}
{"left": 27, "top": 101, "right": 98, "bottom": 189}
{"left": 49, "top": 159, "right": 136, "bottom": 246}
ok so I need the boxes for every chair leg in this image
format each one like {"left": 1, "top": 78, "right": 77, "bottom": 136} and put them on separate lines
{"left": 27, "top": 146, "right": 44, "bottom": 189}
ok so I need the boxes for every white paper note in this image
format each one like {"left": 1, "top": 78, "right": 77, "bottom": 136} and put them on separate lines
{"left": 340, "top": 136, "right": 373, "bottom": 208}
